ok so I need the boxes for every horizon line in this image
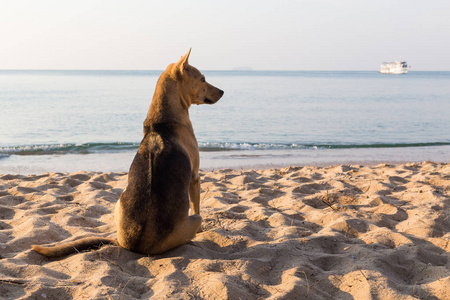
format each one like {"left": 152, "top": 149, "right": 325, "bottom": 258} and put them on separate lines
{"left": 0, "top": 69, "right": 448, "bottom": 72}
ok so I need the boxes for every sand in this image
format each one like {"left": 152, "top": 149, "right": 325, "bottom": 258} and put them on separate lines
{"left": 0, "top": 162, "right": 449, "bottom": 299}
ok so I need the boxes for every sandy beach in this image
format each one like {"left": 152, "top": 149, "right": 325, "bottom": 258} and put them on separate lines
{"left": 0, "top": 162, "right": 449, "bottom": 299}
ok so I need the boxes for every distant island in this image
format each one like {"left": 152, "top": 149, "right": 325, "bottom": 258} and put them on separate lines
{"left": 232, "top": 67, "right": 254, "bottom": 71}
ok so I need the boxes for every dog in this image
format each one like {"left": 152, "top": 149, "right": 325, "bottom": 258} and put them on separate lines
{"left": 32, "top": 49, "right": 224, "bottom": 256}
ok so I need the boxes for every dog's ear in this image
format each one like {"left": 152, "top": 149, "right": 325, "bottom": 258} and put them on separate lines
{"left": 177, "top": 48, "right": 191, "bottom": 74}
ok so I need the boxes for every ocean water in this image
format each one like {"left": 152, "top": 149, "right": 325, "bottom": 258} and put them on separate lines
{"left": 1, "top": 70, "right": 449, "bottom": 173}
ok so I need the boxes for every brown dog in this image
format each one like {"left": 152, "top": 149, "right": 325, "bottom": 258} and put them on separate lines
{"left": 32, "top": 49, "right": 223, "bottom": 256}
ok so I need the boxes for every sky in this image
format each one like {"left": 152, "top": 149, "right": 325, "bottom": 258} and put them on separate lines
{"left": 1, "top": 0, "right": 449, "bottom": 71}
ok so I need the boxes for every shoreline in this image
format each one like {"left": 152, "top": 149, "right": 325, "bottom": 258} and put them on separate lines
{"left": 1, "top": 145, "right": 449, "bottom": 175}
{"left": 0, "top": 162, "right": 448, "bottom": 299}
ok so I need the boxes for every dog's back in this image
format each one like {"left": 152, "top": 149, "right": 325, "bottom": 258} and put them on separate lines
{"left": 117, "top": 123, "right": 192, "bottom": 254}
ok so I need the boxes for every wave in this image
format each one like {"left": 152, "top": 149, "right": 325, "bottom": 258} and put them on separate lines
{"left": 1, "top": 142, "right": 450, "bottom": 157}
{"left": 198, "top": 142, "right": 450, "bottom": 151}
{"left": 0, "top": 143, "right": 139, "bottom": 156}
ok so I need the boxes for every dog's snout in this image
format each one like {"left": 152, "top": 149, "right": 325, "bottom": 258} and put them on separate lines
{"left": 219, "top": 89, "right": 224, "bottom": 97}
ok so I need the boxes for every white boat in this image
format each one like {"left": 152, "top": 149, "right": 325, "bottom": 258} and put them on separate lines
{"left": 379, "top": 61, "right": 409, "bottom": 74}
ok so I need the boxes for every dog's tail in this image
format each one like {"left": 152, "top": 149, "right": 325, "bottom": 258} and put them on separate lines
{"left": 32, "top": 237, "right": 118, "bottom": 257}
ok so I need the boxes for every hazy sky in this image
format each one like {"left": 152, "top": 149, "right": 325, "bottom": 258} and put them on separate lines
{"left": 1, "top": 0, "right": 449, "bottom": 70}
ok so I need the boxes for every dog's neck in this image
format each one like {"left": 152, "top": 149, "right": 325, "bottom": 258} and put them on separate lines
{"left": 144, "top": 74, "right": 192, "bottom": 129}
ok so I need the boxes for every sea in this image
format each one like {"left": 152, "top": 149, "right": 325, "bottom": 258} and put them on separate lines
{"left": 1, "top": 70, "right": 449, "bottom": 174}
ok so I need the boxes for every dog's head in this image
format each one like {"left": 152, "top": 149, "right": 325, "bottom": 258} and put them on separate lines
{"left": 173, "top": 49, "right": 224, "bottom": 106}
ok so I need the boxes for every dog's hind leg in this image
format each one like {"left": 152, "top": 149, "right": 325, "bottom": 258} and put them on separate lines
{"left": 152, "top": 214, "right": 202, "bottom": 254}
